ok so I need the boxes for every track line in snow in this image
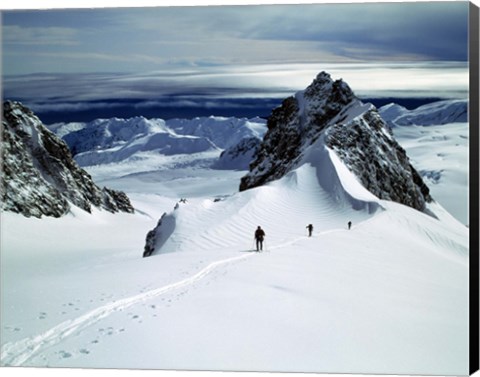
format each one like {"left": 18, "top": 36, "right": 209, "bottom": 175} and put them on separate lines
{"left": 0, "top": 252, "right": 253, "bottom": 367}
{"left": 1, "top": 224, "right": 354, "bottom": 367}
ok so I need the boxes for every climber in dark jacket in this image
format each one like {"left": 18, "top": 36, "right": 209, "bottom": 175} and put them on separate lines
{"left": 306, "top": 224, "right": 313, "bottom": 237}
{"left": 254, "top": 226, "right": 266, "bottom": 251}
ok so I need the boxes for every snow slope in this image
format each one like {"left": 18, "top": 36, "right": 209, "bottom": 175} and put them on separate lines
{"left": 393, "top": 122, "right": 469, "bottom": 225}
{"left": 373, "top": 98, "right": 470, "bottom": 225}
{"left": 1, "top": 121, "right": 469, "bottom": 375}
{"left": 167, "top": 116, "right": 266, "bottom": 149}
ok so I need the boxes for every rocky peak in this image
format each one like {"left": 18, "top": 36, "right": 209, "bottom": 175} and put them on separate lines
{"left": 1, "top": 101, "right": 135, "bottom": 218}
{"left": 304, "top": 72, "right": 354, "bottom": 103}
{"left": 239, "top": 72, "right": 432, "bottom": 212}
{"left": 239, "top": 72, "right": 356, "bottom": 191}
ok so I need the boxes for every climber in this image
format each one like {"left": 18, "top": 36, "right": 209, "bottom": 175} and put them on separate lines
{"left": 306, "top": 224, "right": 313, "bottom": 237}
{"left": 254, "top": 226, "right": 266, "bottom": 251}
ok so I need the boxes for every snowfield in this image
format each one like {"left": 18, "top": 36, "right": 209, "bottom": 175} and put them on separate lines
{"left": 1, "top": 111, "right": 469, "bottom": 376}
{"left": 392, "top": 122, "right": 469, "bottom": 226}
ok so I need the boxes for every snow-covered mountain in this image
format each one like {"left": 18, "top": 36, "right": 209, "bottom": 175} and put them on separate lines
{"left": 379, "top": 99, "right": 468, "bottom": 127}
{"left": 1, "top": 101, "right": 134, "bottom": 218}
{"left": 51, "top": 116, "right": 266, "bottom": 167}
{"left": 240, "top": 72, "right": 432, "bottom": 212}
{"left": 167, "top": 116, "right": 266, "bottom": 149}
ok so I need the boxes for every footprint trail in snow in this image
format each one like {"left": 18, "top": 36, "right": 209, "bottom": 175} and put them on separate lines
{"left": 0, "top": 252, "right": 254, "bottom": 366}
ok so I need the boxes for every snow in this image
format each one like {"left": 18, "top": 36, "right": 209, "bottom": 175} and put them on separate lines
{"left": 377, "top": 103, "right": 408, "bottom": 121}
{"left": 392, "top": 122, "right": 469, "bottom": 225}
{"left": 336, "top": 100, "right": 374, "bottom": 126}
{"left": 167, "top": 116, "right": 267, "bottom": 149}
{"left": 51, "top": 116, "right": 267, "bottom": 167}
{"left": 379, "top": 99, "right": 468, "bottom": 127}
{"left": 1, "top": 102, "right": 470, "bottom": 375}
{"left": 48, "top": 122, "right": 87, "bottom": 138}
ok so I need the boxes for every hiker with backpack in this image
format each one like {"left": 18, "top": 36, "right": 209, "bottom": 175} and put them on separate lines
{"left": 254, "top": 226, "right": 266, "bottom": 251}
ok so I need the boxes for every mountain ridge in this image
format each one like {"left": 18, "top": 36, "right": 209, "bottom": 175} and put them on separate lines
{"left": 379, "top": 99, "right": 467, "bottom": 127}
{"left": 240, "top": 72, "right": 432, "bottom": 212}
{"left": 1, "top": 101, "right": 135, "bottom": 218}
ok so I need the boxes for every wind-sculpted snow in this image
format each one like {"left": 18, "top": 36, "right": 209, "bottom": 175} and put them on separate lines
{"left": 379, "top": 99, "right": 468, "bottom": 127}
{"left": 1, "top": 101, "right": 134, "bottom": 217}
{"left": 240, "top": 71, "right": 432, "bottom": 213}
{"left": 52, "top": 116, "right": 267, "bottom": 167}
{"left": 143, "top": 154, "right": 381, "bottom": 257}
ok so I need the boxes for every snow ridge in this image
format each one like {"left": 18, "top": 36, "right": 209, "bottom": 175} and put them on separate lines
{"left": 142, "top": 156, "right": 380, "bottom": 258}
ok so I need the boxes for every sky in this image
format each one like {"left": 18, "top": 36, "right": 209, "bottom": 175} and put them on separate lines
{"left": 0, "top": 0, "right": 472, "bottom": 121}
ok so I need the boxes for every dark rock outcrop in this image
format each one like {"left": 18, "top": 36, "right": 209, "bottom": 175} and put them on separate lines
{"left": 143, "top": 211, "right": 177, "bottom": 258}
{"left": 324, "top": 107, "right": 432, "bottom": 211}
{"left": 143, "top": 213, "right": 166, "bottom": 258}
{"left": 1, "top": 101, "right": 135, "bottom": 218}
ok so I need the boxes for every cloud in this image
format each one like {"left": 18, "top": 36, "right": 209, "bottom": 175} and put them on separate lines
{"left": 21, "top": 100, "right": 125, "bottom": 113}
{"left": 3, "top": 62, "right": 468, "bottom": 107}
{"left": 2, "top": 2, "right": 469, "bottom": 76}
{"left": 2, "top": 25, "right": 79, "bottom": 46}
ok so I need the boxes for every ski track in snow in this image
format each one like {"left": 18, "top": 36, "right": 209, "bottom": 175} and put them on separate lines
{"left": 1, "top": 227, "right": 322, "bottom": 368}
{"left": 0, "top": 223, "right": 347, "bottom": 367}
{"left": 0, "top": 252, "right": 254, "bottom": 366}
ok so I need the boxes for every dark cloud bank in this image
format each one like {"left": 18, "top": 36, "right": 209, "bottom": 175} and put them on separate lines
{"left": 11, "top": 96, "right": 446, "bottom": 124}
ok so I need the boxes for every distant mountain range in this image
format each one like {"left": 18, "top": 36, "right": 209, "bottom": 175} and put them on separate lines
{"left": 48, "top": 116, "right": 267, "bottom": 169}
{"left": 379, "top": 99, "right": 467, "bottom": 127}
{"left": 1, "top": 81, "right": 468, "bottom": 219}
{"left": 48, "top": 97, "right": 467, "bottom": 173}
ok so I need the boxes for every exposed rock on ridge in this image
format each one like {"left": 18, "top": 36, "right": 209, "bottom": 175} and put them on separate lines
{"left": 324, "top": 107, "right": 431, "bottom": 211}
{"left": 212, "top": 136, "right": 261, "bottom": 170}
{"left": 240, "top": 72, "right": 432, "bottom": 212}
{"left": 239, "top": 72, "right": 355, "bottom": 190}
{"left": 1, "top": 101, "right": 135, "bottom": 218}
